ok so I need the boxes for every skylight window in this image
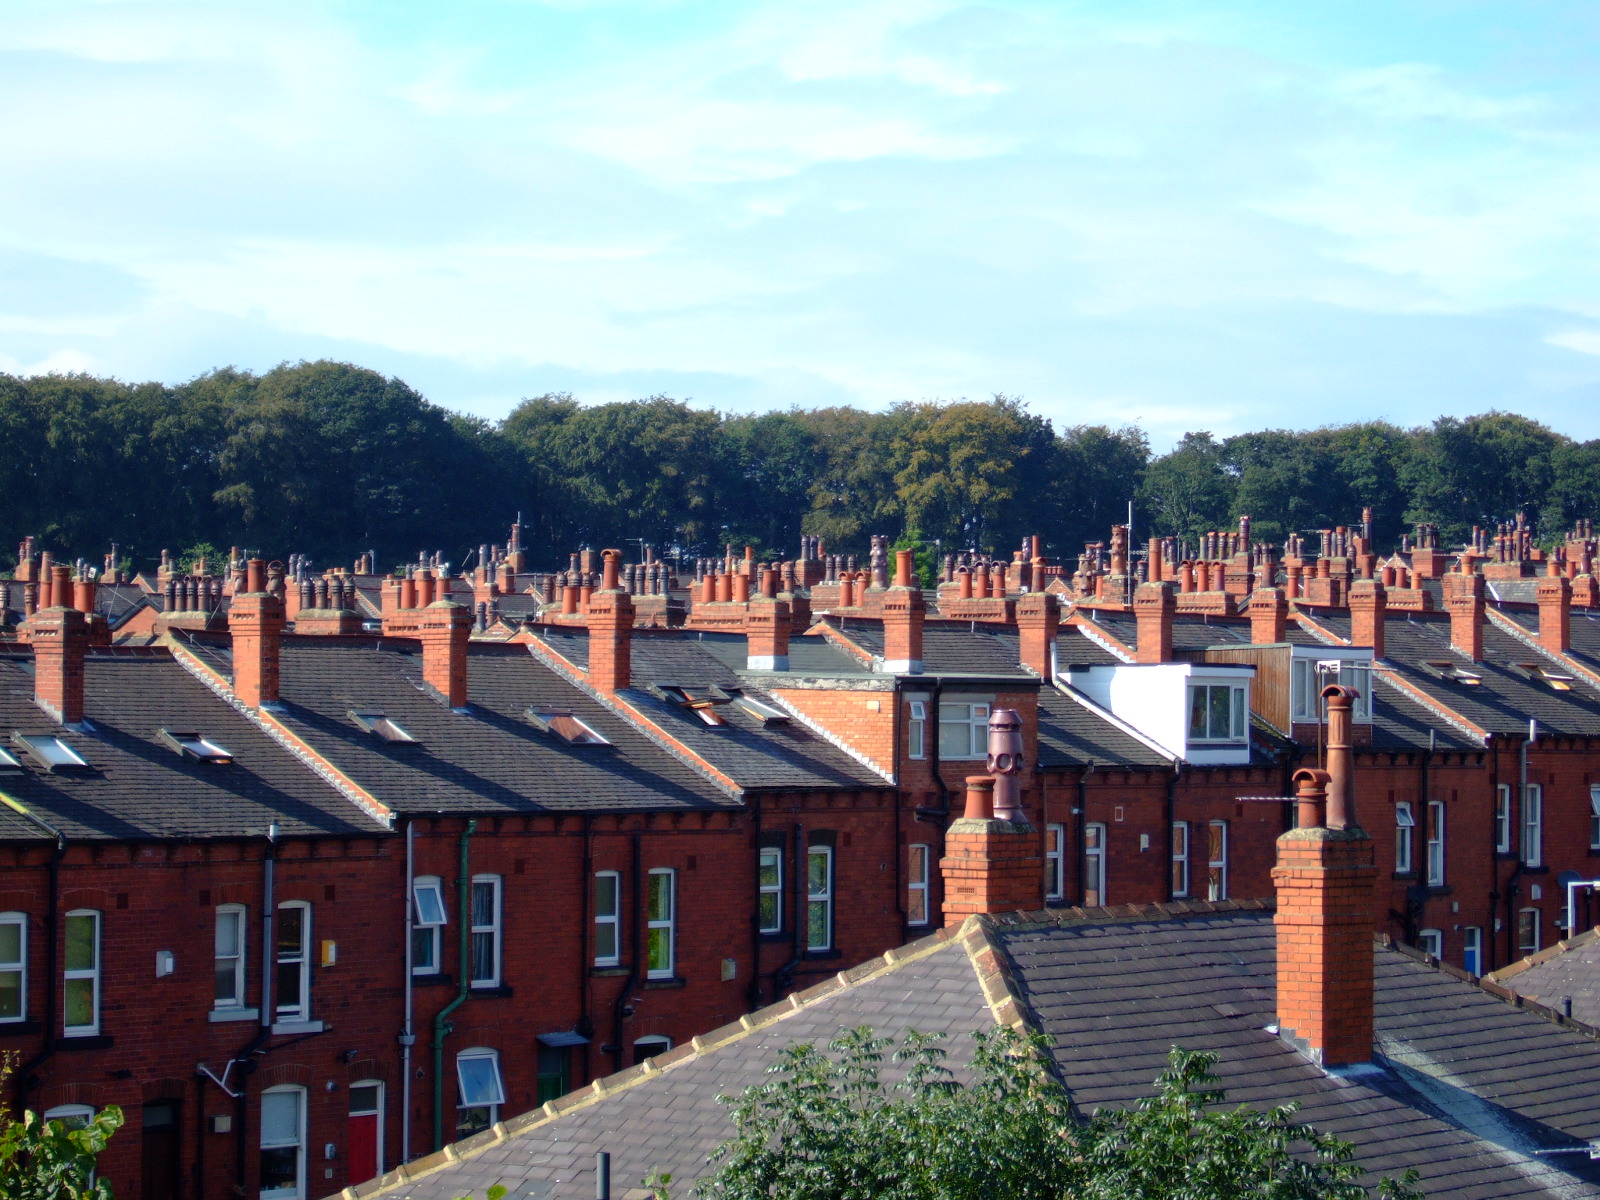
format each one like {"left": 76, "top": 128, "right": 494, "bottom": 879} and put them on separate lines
{"left": 349, "top": 711, "right": 419, "bottom": 744}
{"left": 11, "top": 733, "right": 90, "bottom": 773}
{"left": 1515, "top": 663, "right": 1575, "bottom": 691}
{"left": 158, "top": 729, "right": 234, "bottom": 764}
{"left": 526, "top": 708, "right": 611, "bottom": 745}
{"left": 735, "top": 695, "right": 790, "bottom": 725}
{"left": 0, "top": 746, "right": 22, "bottom": 773}
{"left": 656, "top": 686, "right": 727, "bottom": 727}
{"left": 1423, "top": 661, "right": 1483, "bottom": 686}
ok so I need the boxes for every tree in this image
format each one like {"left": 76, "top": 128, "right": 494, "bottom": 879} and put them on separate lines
{"left": 1138, "top": 432, "right": 1236, "bottom": 547}
{"left": 0, "top": 1055, "right": 124, "bottom": 1199}
{"left": 693, "top": 1027, "right": 1420, "bottom": 1200}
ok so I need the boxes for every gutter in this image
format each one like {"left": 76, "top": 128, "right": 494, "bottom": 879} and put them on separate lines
{"left": 432, "top": 819, "right": 476, "bottom": 1152}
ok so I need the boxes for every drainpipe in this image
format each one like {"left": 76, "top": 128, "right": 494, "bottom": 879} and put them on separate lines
{"left": 400, "top": 818, "right": 416, "bottom": 1162}
{"left": 432, "top": 819, "right": 476, "bottom": 1152}
{"left": 2, "top": 793, "right": 65, "bottom": 1112}
{"left": 609, "top": 833, "right": 641, "bottom": 1075}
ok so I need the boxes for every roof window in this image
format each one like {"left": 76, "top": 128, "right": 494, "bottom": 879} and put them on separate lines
{"left": 526, "top": 708, "right": 611, "bottom": 746}
{"left": 0, "top": 745, "right": 22, "bottom": 773}
{"left": 655, "top": 685, "right": 727, "bottom": 727}
{"left": 11, "top": 733, "right": 90, "bottom": 773}
{"left": 1422, "top": 660, "right": 1483, "bottom": 686}
{"left": 158, "top": 729, "right": 235, "bottom": 764}
{"left": 1514, "top": 663, "right": 1575, "bottom": 691}
{"left": 726, "top": 690, "right": 790, "bottom": 725}
{"left": 349, "top": 710, "right": 420, "bottom": 744}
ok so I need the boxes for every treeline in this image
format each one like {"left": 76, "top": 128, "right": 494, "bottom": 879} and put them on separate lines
{"left": 2, "top": 360, "right": 1597, "bottom": 575}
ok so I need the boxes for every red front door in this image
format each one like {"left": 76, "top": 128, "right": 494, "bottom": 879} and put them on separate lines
{"left": 347, "top": 1085, "right": 381, "bottom": 1185}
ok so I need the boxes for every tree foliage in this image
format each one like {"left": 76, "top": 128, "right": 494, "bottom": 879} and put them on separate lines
{"left": 0, "top": 1055, "right": 124, "bottom": 1199}
{"left": 690, "top": 1027, "right": 1421, "bottom": 1200}
{"left": 0, "top": 361, "right": 1594, "bottom": 576}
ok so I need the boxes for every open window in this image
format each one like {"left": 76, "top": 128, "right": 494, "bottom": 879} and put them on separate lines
{"left": 349, "top": 711, "right": 419, "bottom": 744}
{"left": 526, "top": 708, "right": 611, "bottom": 745}
{"left": 0, "top": 745, "right": 23, "bottom": 773}
{"left": 1422, "top": 660, "right": 1482, "bottom": 686}
{"left": 455, "top": 1049, "right": 506, "bottom": 1139}
{"left": 412, "top": 878, "right": 446, "bottom": 975}
{"left": 12, "top": 733, "right": 90, "bottom": 773}
{"left": 1514, "top": 663, "right": 1575, "bottom": 691}
{"left": 656, "top": 686, "right": 727, "bottom": 727}
{"left": 158, "top": 729, "right": 234, "bottom": 764}
{"left": 730, "top": 692, "right": 790, "bottom": 725}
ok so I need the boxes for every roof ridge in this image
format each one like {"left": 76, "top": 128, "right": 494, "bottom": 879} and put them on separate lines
{"left": 336, "top": 925, "right": 974, "bottom": 1200}
{"left": 984, "top": 896, "right": 1274, "bottom": 929}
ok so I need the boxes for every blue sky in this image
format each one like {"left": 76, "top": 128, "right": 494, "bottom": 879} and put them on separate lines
{"left": 2, "top": 0, "right": 1598, "bottom": 448}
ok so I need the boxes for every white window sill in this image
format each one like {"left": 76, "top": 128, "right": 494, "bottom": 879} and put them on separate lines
{"left": 271, "top": 1019, "right": 325, "bottom": 1035}
{"left": 209, "top": 1007, "right": 260, "bottom": 1023}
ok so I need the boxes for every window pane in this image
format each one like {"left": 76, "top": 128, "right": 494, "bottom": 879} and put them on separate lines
{"left": 216, "top": 960, "right": 238, "bottom": 1004}
{"left": 0, "top": 922, "right": 20, "bottom": 966}
{"left": 647, "top": 927, "right": 672, "bottom": 973}
{"left": 276, "top": 962, "right": 302, "bottom": 1011}
{"left": 649, "top": 873, "right": 673, "bottom": 922}
{"left": 412, "top": 926, "right": 436, "bottom": 971}
{"left": 349, "top": 1086, "right": 380, "bottom": 1114}
{"left": 909, "top": 844, "right": 927, "bottom": 884}
{"left": 1188, "top": 688, "right": 1206, "bottom": 738}
{"left": 938, "top": 719, "right": 969, "bottom": 759}
{"left": 457, "top": 1056, "right": 504, "bottom": 1107}
{"left": 259, "top": 1147, "right": 298, "bottom": 1193}
{"left": 759, "top": 892, "right": 780, "bottom": 931}
{"left": 277, "top": 907, "right": 303, "bottom": 956}
{"left": 808, "top": 850, "right": 829, "bottom": 896}
{"left": 595, "top": 874, "right": 618, "bottom": 918}
{"left": 472, "top": 932, "right": 495, "bottom": 982}
{"left": 414, "top": 885, "right": 446, "bottom": 927}
{"left": 64, "top": 915, "right": 95, "bottom": 972}
{"left": 1209, "top": 687, "right": 1231, "bottom": 739}
{"left": 807, "top": 901, "right": 828, "bottom": 949}
{"left": 261, "top": 1092, "right": 300, "bottom": 1145}
{"left": 594, "top": 921, "right": 617, "bottom": 963}
{"left": 759, "top": 850, "right": 781, "bottom": 888}
{"left": 0, "top": 971, "right": 20, "bottom": 1019}
{"left": 215, "top": 911, "right": 239, "bottom": 958}
{"left": 64, "top": 977, "right": 94, "bottom": 1028}
{"left": 472, "top": 882, "right": 495, "bottom": 928}
{"left": 907, "top": 889, "right": 927, "bottom": 926}
{"left": 1232, "top": 689, "right": 1246, "bottom": 737}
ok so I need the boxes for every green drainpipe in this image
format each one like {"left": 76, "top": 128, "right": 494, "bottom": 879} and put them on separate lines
{"left": 433, "top": 819, "right": 477, "bottom": 1151}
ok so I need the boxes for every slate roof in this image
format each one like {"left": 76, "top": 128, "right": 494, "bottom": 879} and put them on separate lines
{"left": 690, "top": 631, "right": 871, "bottom": 677}
{"left": 1036, "top": 685, "right": 1173, "bottom": 769}
{"left": 359, "top": 905, "right": 1600, "bottom": 1200}
{"left": 0, "top": 649, "right": 384, "bottom": 841}
{"left": 819, "top": 618, "right": 1032, "bottom": 677}
{"left": 190, "top": 637, "right": 732, "bottom": 816}
{"left": 1075, "top": 608, "right": 1322, "bottom": 653}
{"left": 1488, "top": 928, "right": 1600, "bottom": 1029}
{"left": 1499, "top": 606, "right": 1600, "bottom": 681}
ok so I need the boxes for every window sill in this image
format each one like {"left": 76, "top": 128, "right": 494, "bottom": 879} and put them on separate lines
{"left": 271, "top": 1020, "right": 325, "bottom": 1035}
{"left": 643, "top": 976, "right": 686, "bottom": 990}
{"left": 590, "top": 965, "right": 630, "bottom": 978}
{"left": 413, "top": 973, "right": 455, "bottom": 987}
{"left": 803, "top": 948, "right": 843, "bottom": 961}
{"left": 59, "top": 1034, "right": 113, "bottom": 1049}
{"left": 209, "top": 1007, "right": 260, "bottom": 1024}
{"left": 0, "top": 1020, "right": 41, "bottom": 1036}
{"left": 1521, "top": 865, "right": 1551, "bottom": 876}
{"left": 1392, "top": 872, "right": 1417, "bottom": 881}
{"left": 470, "top": 985, "right": 514, "bottom": 998}
{"left": 758, "top": 931, "right": 788, "bottom": 943}
{"left": 1423, "top": 885, "right": 1453, "bottom": 897}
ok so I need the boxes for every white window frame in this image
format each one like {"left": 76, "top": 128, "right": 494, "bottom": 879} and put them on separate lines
{"left": 938, "top": 702, "right": 991, "bottom": 761}
{"left": 593, "top": 871, "right": 621, "bottom": 967}
{"left": 0, "top": 911, "right": 25, "bottom": 1024}
{"left": 1495, "top": 784, "right": 1512, "bottom": 854}
{"left": 1170, "top": 822, "right": 1189, "bottom": 899}
{"left": 43, "top": 1103, "right": 94, "bottom": 1129}
{"left": 1417, "top": 929, "right": 1443, "bottom": 959}
{"left": 1187, "top": 684, "right": 1248, "bottom": 744}
{"left": 1044, "top": 824, "right": 1065, "bottom": 902}
{"left": 633, "top": 1035, "right": 672, "bottom": 1063}
{"left": 907, "top": 844, "right": 930, "bottom": 926}
{"left": 1426, "top": 801, "right": 1446, "bottom": 887}
{"left": 469, "top": 875, "right": 502, "bottom": 988}
{"left": 1291, "top": 659, "right": 1373, "bottom": 722}
{"left": 63, "top": 909, "right": 100, "bottom": 1037}
{"left": 758, "top": 848, "right": 784, "bottom": 935}
{"left": 1591, "top": 785, "right": 1600, "bottom": 851}
{"left": 1518, "top": 906, "right": 1541, "bottom": 956}
{"left": 646, "top": 868, "right": 676, "bottom": 980}
{"left": 1395, "top": 802, "right": 1415, "bottom": 874}
{"left": 807, "top": 845, "right": 834, "bottom": 952}
{"left": 259, "top": 1085, "right": 306, "bottom": 1200}
{"left": 411, "top": 877, "right": 446, "bottom": 976}
{"left": 1084, "top": 822, "right": 1107, "bottom": 907}
{"left": 454, "top": 1047, "right": 506, "bottom": 1132}
{"left": 275, "top": 901, "right": 311, "bottom": 1023}
{"left": 907, "top": 700, "right": 926, "bottom": 760}
{"left": 1462, "top": 926, "right": 1483, "bottom": 977}
{"left": 214, "top": 904, "right": 247, "bottom": 1009}
{"left": 1523, "top": 784, "right": 1543, "bottom": 868}
{"left": 1207, "top": 820, "right": 1228, "bottom": 902}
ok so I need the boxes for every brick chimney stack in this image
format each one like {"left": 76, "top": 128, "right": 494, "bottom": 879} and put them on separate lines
{"left": 32, "top": 600, "right": 88, "bottom": 726}
{"left": 586, "top": 549, "right": 634, "bottom": 694}
{"left": 1133, "top": 581, "right": 1174, "bottom": 664}
{"left": 1444, "top": 566, "right": 1485, "bottom": 662}
{"left": 1016, "top": 591, "right": 1058, "bottom": 679}
{"left": 1272, "top": 687, "right": 1376, "bottom": 1068}
{"left": 230, "top": 558, "right": 286, "bottom": 709}
{"left": 881, "top": 549, "right": 925, "bottom": 675}
{"left": 418, "top": 571, "right": 472, "bottom": 709}
{"left": 1348, "top": 578, "right": 1386, "bottom": 661}
{"left": 939, "top": 771, "right": 1042, "bottom": 926}
{"left": 1537, "top": 568, "right": 1571, "bottom": 654}
{"left": 1249, "top": 586, "right": 1286, "bottom": 645}
{"left": 746, "top": 566, "right": 791, "bottom": 671}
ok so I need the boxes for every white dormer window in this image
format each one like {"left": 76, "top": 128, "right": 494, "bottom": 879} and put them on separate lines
{"left": 1187, "top": 684, "right": 1246, "bottom": 744}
